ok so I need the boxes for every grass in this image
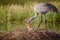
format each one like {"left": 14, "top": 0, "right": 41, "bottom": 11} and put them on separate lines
{"left": 0, "top": 2, "right": 60, "bottom": 33}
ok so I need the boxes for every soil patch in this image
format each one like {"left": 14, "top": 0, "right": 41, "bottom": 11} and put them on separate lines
{"left": 0, "top": 29, "right": 60, "bottom": 40}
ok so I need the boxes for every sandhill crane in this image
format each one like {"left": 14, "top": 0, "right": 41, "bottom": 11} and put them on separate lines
{"left": 27, "top": 3, "right": 58, "bottom": 31}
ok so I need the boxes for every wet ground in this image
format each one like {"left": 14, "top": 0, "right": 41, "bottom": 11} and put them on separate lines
{"left": 0, "top": 29, "right": 60, "bottom": 40}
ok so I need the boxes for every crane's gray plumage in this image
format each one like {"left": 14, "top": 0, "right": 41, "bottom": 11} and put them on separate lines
{"left": 28, "top": 3, "right": 58, "bottom": 30}
{"left": 46, "top": 3, "right": 58, "bottom": 13}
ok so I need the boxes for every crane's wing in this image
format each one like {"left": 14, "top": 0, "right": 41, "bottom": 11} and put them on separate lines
{"left": 46, "top": 3, "right": 58, "bottom": 13}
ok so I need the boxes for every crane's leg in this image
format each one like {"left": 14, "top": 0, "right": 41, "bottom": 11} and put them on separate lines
{"left": 37, "top": 14, "right": 43, "bottom": 30}
{"left": 44, "top": 14, "right": 47, "bottom": 29}
{"left": 56, "top": 14, "right": 59, "bottom": 30}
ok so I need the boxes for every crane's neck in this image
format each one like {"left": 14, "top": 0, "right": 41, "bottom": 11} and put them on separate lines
{"left": 29, "top": 13, "right": 38, "bottom": 25}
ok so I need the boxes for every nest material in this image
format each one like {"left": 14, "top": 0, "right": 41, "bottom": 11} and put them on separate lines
{"left": 0, "top": 29, "right": 60, "bottom": 40}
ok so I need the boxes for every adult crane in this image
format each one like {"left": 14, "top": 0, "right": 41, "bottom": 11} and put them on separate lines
{"left": 27, "top": 3, "right": 58, "bottom": 31}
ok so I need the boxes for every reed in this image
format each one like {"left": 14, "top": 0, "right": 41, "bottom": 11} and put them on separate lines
{"left": 0, "top": 2, "right": 60, "bottom": 33}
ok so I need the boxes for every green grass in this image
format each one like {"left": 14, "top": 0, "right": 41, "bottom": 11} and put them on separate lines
{"left": 0, "top": 2, "right": 60, "bottom": 33}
